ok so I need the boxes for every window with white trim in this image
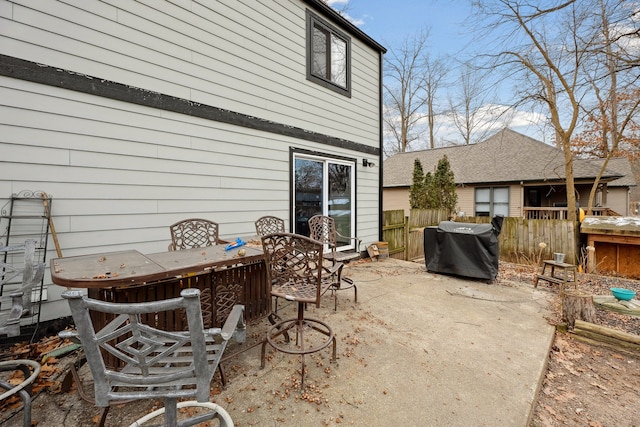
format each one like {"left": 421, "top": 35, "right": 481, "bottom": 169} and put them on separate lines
{"left": 293, "top": 152, "right": 356, "bottom": 249}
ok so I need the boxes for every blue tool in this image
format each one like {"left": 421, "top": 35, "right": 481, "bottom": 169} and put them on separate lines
{"left": 225, "top": 237, "right": 246, "bottom": 251}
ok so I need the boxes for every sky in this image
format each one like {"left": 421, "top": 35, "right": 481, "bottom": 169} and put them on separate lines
{"left": 335, "top": 0, "right": 475, "bottom": 57}
{"left": 326, "top": 0, "right": 550, "bottom": 148}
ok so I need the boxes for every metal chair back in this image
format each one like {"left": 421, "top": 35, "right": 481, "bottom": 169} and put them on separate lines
{"left": 254, "top": 216, "right": 285, "bottom": 237}
{"left": 169, "top": 218, "right": 219, "bottom": 251}
{"left": 308, "top": 215, "right": 361, "bottom": 263}
{"left": 260, "top": 233, "right": 329, "bottom": 308}
{"left": 61, "top": 288, "right": 244, "bottom": 426}
{"left": 307, "top": 216, "right": 359, "bottom": 308}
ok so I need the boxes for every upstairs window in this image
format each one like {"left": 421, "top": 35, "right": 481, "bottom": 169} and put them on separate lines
{"left": 306, "top": 10, "right": 351, "bottom": 97}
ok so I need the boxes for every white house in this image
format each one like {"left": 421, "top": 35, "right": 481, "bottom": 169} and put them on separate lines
{"left": 0, "top": 0, "right": 386, "bottom": 323}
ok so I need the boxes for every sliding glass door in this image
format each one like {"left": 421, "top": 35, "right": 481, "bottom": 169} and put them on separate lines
{"left": 293, "top": 153, "right": 355, "bottom": 249}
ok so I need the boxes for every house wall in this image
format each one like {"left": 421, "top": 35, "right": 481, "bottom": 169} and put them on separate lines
{"left": 607, "top": 188, "right": 629, "bottom": 216}
{"left": 383, "top": 188, "right": 410, "bottom": 216}
{"left": 456, "top": 186, "right": 474, "bottom": 218}
{"left": 462, "top": 185, "right": 521, "bottom": 217}
{"left": 0, "top": 0, "right": 383, "bottom": 322}
{"left": 574, "top": 185, "right": 629, "bottom": 215}
{"left": 382, "top": 184, "right": 522, "bottom": 219}
{"left": 0, "top": 0, "right": 380, "bottom": 148}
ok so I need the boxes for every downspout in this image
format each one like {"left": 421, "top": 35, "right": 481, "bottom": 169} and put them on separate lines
{"left": 378, "top": 50, "right": 384, "bottom": 242}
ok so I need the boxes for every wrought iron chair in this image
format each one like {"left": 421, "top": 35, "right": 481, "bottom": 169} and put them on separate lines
{"left": 308, "top": 215, "right": 359, "bottom": 307}
{"left": 61, "top": 288, "right": 245, "bottom": 427}
{"left": 254, "top": 215, "right": 286, "bottom": 237}
{"left": 0, "top": 240, "right": 46, "bottom": 337}
{"left": 168, "top": 218, "right": 220, "bottom": 251}
{"left": 260, "top": 233, "right": 336, "bottom": 388}
{"left": 254, "top": 216, "right": 287, "bottom": 314}
{"left": 308, "top": 215, "right": 362, "bottom": 264}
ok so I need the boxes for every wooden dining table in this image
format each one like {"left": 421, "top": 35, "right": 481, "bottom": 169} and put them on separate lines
{"left": 50, "top": 240, "right": 270, "bottom": 333}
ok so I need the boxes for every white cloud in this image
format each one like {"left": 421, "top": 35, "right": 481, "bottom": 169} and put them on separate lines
{"left": 432, "top": 104, "right": 547, "bottom": 145}
{"left": 326, "top": 0, "right": 367, "bottom": 27}
{"left": 341, "top": 13, "right": 365, "bottom": 27}
{"left": 326, "top": 0, "right": 349, "bottom": 6}
{"left": 384, "top": 104, "right": 548, "bottom": 150}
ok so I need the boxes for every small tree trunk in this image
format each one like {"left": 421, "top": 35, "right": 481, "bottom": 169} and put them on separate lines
{"left": 562, "top": 290, "right": 597, "bottom": 328}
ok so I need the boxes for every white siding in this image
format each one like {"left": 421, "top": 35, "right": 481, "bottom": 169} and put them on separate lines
{"left": 509, "top": 185, "right": 522, "bottom": 217}
{"left": 456, "top": 187, "right": 474, "bottom": 218}
{"left": 0, "top": 0, "right": 381, "bottom": 147}
{"left": 0, "top": 0, "right": 383, "bottom": 322}
{"left": 0, "top": 77, "right": 381, "bottom": 321}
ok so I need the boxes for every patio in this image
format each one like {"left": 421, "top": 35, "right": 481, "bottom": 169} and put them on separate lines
{"left": 3, "top": 258, "right": 555, "bottom": 426}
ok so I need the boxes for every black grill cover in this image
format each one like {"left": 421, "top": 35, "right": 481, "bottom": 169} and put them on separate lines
{"left": 424, "top": 216, "right": 503, "bottom": 281}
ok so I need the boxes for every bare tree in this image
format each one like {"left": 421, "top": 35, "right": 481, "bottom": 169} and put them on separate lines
{"left": 383, "top": 29, "right": 449, "bottom": 154}
{"left": 424, "top": 55, "right": 449, "bottom": 148}
{"left": 447, "top": 61, "right": 503, "bottom": 145}
{"left": 472, "top": 0, "right": 597, "bottom": 223}
{"left": 321, "top": 0, "right": 352, "bottom": 15}
{"left": 573, "top": 0, "right": 640, "bottom": 214}
{"left": 602, "top": 3, "right": 640, "bottom": 72}
{"left": 383, "top": 29, "right": 430, "bottom": 155}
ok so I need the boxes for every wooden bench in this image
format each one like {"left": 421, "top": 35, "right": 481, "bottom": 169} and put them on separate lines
{"left": 535, "top": 260, "right": 578, "bottom": 291}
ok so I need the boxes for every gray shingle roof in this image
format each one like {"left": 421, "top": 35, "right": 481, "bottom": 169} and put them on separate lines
{"left": 383, "top": 128, "right": 625, "bottom": 187}
{"left": 592, "top": 157, "right": 637, "bottom": 187}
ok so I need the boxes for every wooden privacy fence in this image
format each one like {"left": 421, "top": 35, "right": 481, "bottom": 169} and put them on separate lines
{"left": 382, "top": 209, "right": 577, "bottom": 265}
{"left": 407, "top": 209, "right": 450, "bottom": 262}
{"left": 451, "top": 216, "right": 577, "bottom": 265}
{"left": 381, "top": 210, "right": 407, "bottom": 260}
{"left": 382, "top": 209, "right": 449, "bottom": 261}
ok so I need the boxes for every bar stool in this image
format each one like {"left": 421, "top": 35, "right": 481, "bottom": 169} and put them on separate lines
{"left": 259, "top": 233, "right": 337, "bottom": 388}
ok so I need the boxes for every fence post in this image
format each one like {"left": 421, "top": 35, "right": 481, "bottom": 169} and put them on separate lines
{"left": 404, "top": 215, "right": 409, "bottom": 261}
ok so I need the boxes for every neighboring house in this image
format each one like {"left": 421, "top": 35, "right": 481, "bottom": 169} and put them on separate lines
{"left": 623, "top": 157, "right": 640, "bottom": 216}
{"left": 383, "top": 128, "right": 635, "bottom": 218}
{"left": 592, "top": 157, "right": 636, "bottom": 217}
{"left": 0, "top": 0, "right": 385, "bottom": 323}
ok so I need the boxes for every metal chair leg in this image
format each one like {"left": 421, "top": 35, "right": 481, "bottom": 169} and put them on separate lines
{"left": 0, "top": 380, "right": 33, "bottom": 427}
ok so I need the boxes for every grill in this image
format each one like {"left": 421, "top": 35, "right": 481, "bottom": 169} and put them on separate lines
{"left": 424, "top": 216, "right": 503, "bottom": 281}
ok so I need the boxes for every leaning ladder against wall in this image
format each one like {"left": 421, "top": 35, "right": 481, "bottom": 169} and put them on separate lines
{"left": 0, "top": 190, "right": 52, "bottom": 334}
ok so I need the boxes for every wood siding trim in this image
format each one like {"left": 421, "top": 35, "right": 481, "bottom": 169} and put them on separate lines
{"left": 510, "top": 185, "right": 522, "bottom": 217}
{"left": 456, "top": 186, "right": 475, "bottom": 217}
{"left": 0, "top": 54, "right": 379, "bottom": 156}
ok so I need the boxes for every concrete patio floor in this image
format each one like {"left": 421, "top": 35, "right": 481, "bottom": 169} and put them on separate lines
{"left": 4, "top": 258, "right": 555, "bottom": 426}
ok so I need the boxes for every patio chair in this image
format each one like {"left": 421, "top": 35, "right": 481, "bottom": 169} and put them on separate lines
{"left": 0, "top": 359, "right": 41, "bottom": 427}
{"left": 61, "top": 288, "right": 245, "bottom": 427}
{"left": 260, "top": 233, "right": 337, "bottom": 388}
{"left": 254, "top": 216, "right": 287, "bottom": 314}
{"left": 308, "top": 215, "right": 358, "bottom": 307}
{"left": 254, "top": 215, "right": 285, "bottom": 237}
{"left": 168, "top": 218, "right": 220, "bottom": 251}
{"left": 308, "top": 215, "right": 362, "bottom": 264}
{"left": 0, "top": 240, "right": 46, "bottom": 338}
